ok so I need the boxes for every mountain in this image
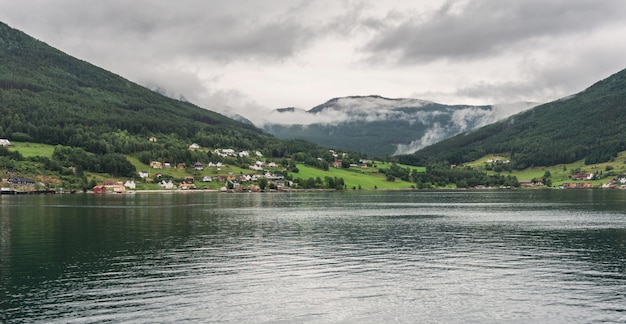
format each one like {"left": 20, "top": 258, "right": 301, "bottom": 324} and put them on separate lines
{"left": 0, "top": 22, "right": 321, "bottom": 156}
{"left": 260, "top": 95, "right": 537, "bottom": 158}
{"left": 399, "top": 68, "right": 626, "bottom": 169}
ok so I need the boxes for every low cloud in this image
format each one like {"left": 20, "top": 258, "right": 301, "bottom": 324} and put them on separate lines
{"left": 253, "top": 96, "right": 433, "bottom": 126}
{"left": 394, "top": 123, "right": 448, "bottom": 156}
{"left": 392, "top": 102, "right": 537, "bottom": 155}
{"left": 254, "top": 96, "right": 536, "bottom": 128}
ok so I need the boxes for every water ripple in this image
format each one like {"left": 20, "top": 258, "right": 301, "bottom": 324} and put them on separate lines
{"left": 2, "top": 191, "right": 626, "bottom": 323}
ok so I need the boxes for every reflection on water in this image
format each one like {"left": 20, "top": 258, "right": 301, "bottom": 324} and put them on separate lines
{"left": 1, "top": 190, "right": 626, "bottom": 323}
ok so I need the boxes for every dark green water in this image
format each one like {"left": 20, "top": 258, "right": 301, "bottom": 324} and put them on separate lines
{"left": 1, "top": 190, "right": 625, "bottom": 323}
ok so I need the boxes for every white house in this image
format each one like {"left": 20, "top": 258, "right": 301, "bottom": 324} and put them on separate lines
{"left": 202, "top": 176, "right": 213, "bottom": 182}
{"left": 158, "top": 180, "right": 175, "bottom": 189}
{"left": 265, "top": 172, "right": 284, "bottom": 180}
{"left": 239, "top": 151, "right": 250, "bottom": 157}
{"left": 138, "top": 171, "right": 149, "bottom": 178}
{"left": 189, "top": 143, "right": 200, "bottom": 149}
{"left": 124, "top": 180, "right": 136, "bottom": 189}
{"left": 256, "top": 151, "right": 263, "bottom": 157}
{"left": 0, "top": 139, "right": 11, "bottom": 147}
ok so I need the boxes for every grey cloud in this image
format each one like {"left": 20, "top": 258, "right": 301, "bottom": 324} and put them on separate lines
{"left": 457, "top": 47, "right": 626, "bottom": 104}
{"left": 0, "top": 0, "right": 323, "bottom": 63}
{"left": 2, "top": 0, "right": 625, "bottom": 116}
{"left": 363, "top": 0, "right": 626, "bottom": 63}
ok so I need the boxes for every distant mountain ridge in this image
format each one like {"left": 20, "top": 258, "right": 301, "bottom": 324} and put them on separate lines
{"left": 260, "top": 95, "right": 537, "bottom": 158}
{"left": 307, "top": 95, "right": 433, "bottom": 113}
{"left": 399, "top": 68, "right": 626, "bottom": 169}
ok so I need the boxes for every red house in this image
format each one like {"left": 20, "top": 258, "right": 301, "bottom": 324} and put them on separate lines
{"left": 572, "top": 173, "right": 590, "bottom": 180}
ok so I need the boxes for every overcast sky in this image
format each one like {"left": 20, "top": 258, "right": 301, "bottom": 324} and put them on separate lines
{"left": 2, "top": 0, "right": 626, "bottom": 122}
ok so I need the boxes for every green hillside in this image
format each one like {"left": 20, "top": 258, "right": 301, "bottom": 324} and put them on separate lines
{"left": 0, "top": 22, "right": 292, "bottom": 153}
{"left": 399, "top": 68, "right": 626, "bottom": 169}
{"left": 0, "top": 21, "right": 329, "bottom": 188}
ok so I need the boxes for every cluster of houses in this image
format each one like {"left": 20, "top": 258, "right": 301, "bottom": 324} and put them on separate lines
{"left": 155, "top": 172, "right": 286, "bottom": 191}
{"left": 601, "top": 177, "right": 626, "bottom": 189}
{"left": 148, "top": 161, "right": 205, "bottom": 170}
{"left": 185, "top": 143, "right": 264, "bottom": 158}
{"left": 224, "top": 172, "right": 289, "bottom": 192}
{"left": 562, "top": 182, "right": 595, "bottom": 189}
{"left": 212, "top": 148, "right": 264, "bottom": 158}
{"left": 560, "top": 173, "right": 626, "bottom": 189}
{"left": 486, "top": 158, "right": 510, "bottom": 164}
{"left": 326, "top": 150, "right": 370, "bottom": 168}
{"left": 129, "top": 141, "right": 289, "bottom": 190}
{"left": 93, "top": 169, "right": 288, "bottom": 192}
{"left": 140, "top": 161, "right": 207, "bottom": 179}
{"left": 330, "top": 159, "right": 370, "bottom": 168}
{"left": 1, "top": 169, "right": 40, "bottom": 193}
{"left": 571, "top": 173, "right": 595, "bottom": 180}
{"left": 519, "top": 179, "right": 543, "bottom": 187}
{"left": 93, "top": 181, "right": 127, "bottom": 193}
{"left": 142, "top": 145, "right": 268, "bottom": 176}
{"left": 249, "top": 160, "right": 277, "bottom": 171}
{"left": 560, "top": 172, "right": 596, "bottom": 189}
{"left": 1, "top": 175, "right": 38, "bottom": 194}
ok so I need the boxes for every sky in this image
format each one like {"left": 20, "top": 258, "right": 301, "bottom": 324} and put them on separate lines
{"left": 2, "top": 0, "right": 626, "bottom": 124}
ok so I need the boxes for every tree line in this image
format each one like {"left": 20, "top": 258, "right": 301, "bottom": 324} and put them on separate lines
{"left": 379, "top": 162, "right": 520, "bottom": 188}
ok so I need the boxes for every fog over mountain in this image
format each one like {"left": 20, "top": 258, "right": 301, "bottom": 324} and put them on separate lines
{"left": 391, "top": 101, "right": 539, "bottom": 155}
{"left": 255, "top": 96, "right": 538, "bottom": 157}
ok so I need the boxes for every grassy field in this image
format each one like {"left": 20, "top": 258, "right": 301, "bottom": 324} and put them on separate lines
{"left": 467, "top": 152, "right": 626, "bottom": 187}
{"left": 8, "top": 142, "right": 56, "bottom": 158}
{"left": 294, "top": 163, "right": 417, "bottom": 189}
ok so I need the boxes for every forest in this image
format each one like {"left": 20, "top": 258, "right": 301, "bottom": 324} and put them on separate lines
{"left": 0, "top": 22, "right": 326, "bottom": 173}
{"left": 400, "top": 68, "right": 626, "bottom": 169}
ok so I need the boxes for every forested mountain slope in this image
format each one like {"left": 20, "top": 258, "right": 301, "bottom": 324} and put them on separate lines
{"left": 399, "top": 68, "right": 626, "bottom": 169}
{"left": 0, "top": 22, "right": 314, "bottom": 161}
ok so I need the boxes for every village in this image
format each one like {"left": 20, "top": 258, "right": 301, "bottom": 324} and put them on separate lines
{"left": 4, "top": 138, "right": 626, "bottom": 193}
{"left": 93, "top": 145, "right": 293, "bottom": 193}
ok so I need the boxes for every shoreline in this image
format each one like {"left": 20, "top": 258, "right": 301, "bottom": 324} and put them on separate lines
{"left": 3, "top": 186, "right": 621, "bottom": 195}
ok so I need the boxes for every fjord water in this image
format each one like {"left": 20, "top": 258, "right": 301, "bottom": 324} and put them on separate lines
{"left": 1, "top": 190, "right": 625, "bottom": 323}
